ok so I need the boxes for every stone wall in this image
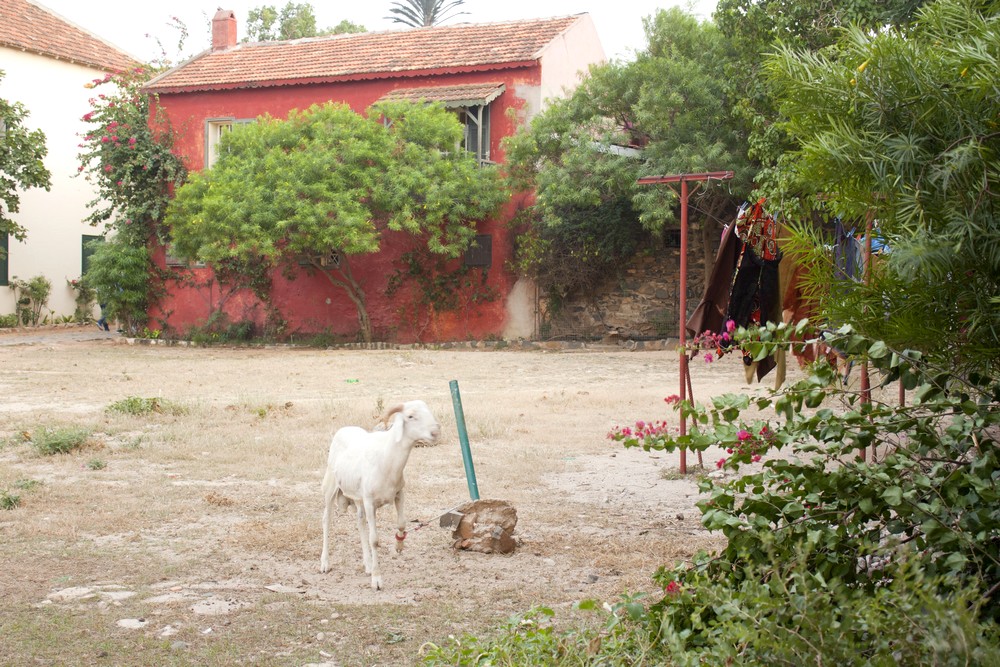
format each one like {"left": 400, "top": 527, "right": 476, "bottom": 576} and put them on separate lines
{"left": 539, "top": 240, "right": 714, "bottom": 340}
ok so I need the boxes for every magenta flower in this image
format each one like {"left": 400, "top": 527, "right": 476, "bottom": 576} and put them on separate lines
{"left": 703, "top": 353, "right": 714, "bottom": 363}
{"left": 664, "top": 395, "right": 680, "bottom": 405}
{"left": 716, "top": 458, "right": 726, "bottom": 469}
{"left": 752, "top": 454, "right": 762, "bottom": 463}
{"left": 726, "top": 320, "right": 736, "bottom": 333}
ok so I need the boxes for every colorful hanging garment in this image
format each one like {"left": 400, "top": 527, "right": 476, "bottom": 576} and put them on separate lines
{"left": 721, "top": 198, "right": 783, "bottom": 380}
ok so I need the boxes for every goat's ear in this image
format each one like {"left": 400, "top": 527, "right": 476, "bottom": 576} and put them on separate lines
{"left": 382, "top": 404, "right": 405, "bottom": 444}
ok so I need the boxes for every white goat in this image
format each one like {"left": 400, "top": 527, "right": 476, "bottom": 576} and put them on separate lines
{"left": 320, "top": 400, "right": 440, "bottom": 590}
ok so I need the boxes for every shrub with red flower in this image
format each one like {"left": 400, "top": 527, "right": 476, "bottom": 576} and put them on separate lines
{"left": 77, "top": 65, "right": 186, "bottom": 246}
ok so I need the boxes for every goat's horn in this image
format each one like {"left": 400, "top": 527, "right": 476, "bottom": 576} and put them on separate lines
{"left": 382, "top": 403, "right": 405, "bottom": 427}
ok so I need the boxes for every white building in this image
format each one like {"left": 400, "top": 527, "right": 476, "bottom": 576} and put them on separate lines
{"left": 0, "top": 0, "right": 135, "bottom": 322}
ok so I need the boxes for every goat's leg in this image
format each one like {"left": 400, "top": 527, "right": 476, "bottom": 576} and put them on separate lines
{"left": 355, "top": 503, "right": 372, "bottom": 574}
{"left": 363, "top": 497, "right": 382, "bottom": 590}
{"left": 394, "top": 488, "right": 406, "bottom": 554}
{"left": 320, "top": 473, "right": 336, "bottom": 573}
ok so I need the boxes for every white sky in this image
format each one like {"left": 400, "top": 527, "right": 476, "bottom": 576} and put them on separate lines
{"left": 35, "top": 0, "right": 719, "bottom": 64}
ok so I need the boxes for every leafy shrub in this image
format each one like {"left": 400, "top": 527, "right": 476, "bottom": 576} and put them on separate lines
{"left": 421, "top": 602, "right": 666, "bottom": 666}
{"left": 0, "top": 490, "right": 20, "bottom": 510}
{"left": 611, "top": 321, "right": 1000, "bottom": 647}
{"left": 10, "top": 274, "right": 51, "bottom": 326}
{"left": 656, "top": 554, "right": 999, "bottom": 666}
{"left": 28, "top": 426, "right": 92, "bottom": 456}
{"left": 0, "top": 313, "right": 17, "bottom": 328}
{"left": 86, "top": 458, "right": 106, "bottom": 470}
{"left": 107, "top": 396, "right": 163, "bottom": 415}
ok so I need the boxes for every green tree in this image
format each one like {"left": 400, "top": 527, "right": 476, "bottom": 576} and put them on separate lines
{"left": 0, "top": 70, "right": 51, "bottom": 245}
{"left": 504, "top": 8, "right": 749, "bottom": 299}
{"left": 83, "top": 239, "right": 152, "bottom": 336}
{"left": 245, "top": 2, "right": 365, "bottom": 42}
{"left": 165, "top": 101, "right": 508, "bottom": 343}
{"left": 385, "top": 0, "right": 468, "bottom": 28}
{"left": 713, "top": 0, "right": 929, "bottom": 198}
{"left": 766, "top": 0, "right": 1000, "bottom": 375}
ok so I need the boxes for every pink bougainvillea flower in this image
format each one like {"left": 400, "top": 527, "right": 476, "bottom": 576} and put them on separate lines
{"left": 103, "top": 165, "right": 112, "bottom": 172}
{"left": 665, "top": 580, "right": 682, "bottom": 595}
{"left": 716, "top": 458, "right": 726, "bottom": 469}
{"left": 752, "top": 454, "right": 762, "bottom": 463}
{"left": 737, "top": 429, "right": 752, "bottom": 442}
{"left": 726, "top": 320, "right": 736, "bottom": 333}
{"left": 703, "top": 353, "right": 714, "bottom": 363}
{"left": 664, "top": 394, "right": 680, "bottom": 404}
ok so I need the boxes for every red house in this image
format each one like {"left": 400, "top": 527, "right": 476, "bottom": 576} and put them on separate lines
{"left": 144, "top": 10, "right": 604, "bottom": 342}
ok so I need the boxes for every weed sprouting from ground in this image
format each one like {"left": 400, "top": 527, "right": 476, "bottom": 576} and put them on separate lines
{"left": 107, "top": 396, "right": 187, "bottom": 416}
{"left": 27, "top": 426, "right": 92, "bottom": 456}
{"left": 0, "top": 490, "right": 20, "bottom": 510}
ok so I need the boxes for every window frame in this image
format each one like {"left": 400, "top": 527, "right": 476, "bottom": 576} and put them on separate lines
{"left": 205, "top": 117, "right": 254, "bottom": 168}
{"left": 0, "top": 233, "right": 8, "bottom": 286}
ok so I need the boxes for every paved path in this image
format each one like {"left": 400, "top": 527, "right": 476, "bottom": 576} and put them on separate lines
{"left": 0, "top": 326, "right": 122, "bottom": 346}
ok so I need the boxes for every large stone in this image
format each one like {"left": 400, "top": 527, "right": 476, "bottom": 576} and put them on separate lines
{"left": 450, "top": 499, "right": 518, "bottom": 554}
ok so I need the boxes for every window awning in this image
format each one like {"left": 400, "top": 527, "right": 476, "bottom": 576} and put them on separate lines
{"left": 378, "top": 82, "right": 506, "bottom": 108}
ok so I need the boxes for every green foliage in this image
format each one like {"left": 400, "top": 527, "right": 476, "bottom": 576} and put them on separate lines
{"left": 656, "top": 554, "right": 999, "bottom": 665}
{"left": 185, "top": 312, "right": 257, "bottom": 345}
{"left": 9, "top": 274, "right": 51, "bottom": 326}
{"left": 503, "top": 8, "right": 749, "bottom": 297}
{"left": 765, "top": 0, "right": 1000, "bottom": 375}
{"left": 326, "top": 19, "right": 367, "bottom": 35}
{"left": 386, "top": 249, "right": 498, "bottom": 321}
{"left": 713, "top": 0, "right": 928, "bottom": 198}
{"left": 386, "top": 0, "right": 467, "bottom": 27}
{"left": 85, "top": 458, "right": 106, "bottom": 471}
{"left": 245, "top": 2, "right": 366, "bottom": 40}
{"left": 0, "top": 313, "right": 17, "bottom": 328}
{"left": 166, "top": 101, "right": 507, "bottom": 342}
{"left": 83, "top": 239, "right": 152, "bottom": 336}
{"left": 0, "top": 69, "right": 52, "bottom": 242}
{"left": 0, "top": 490, "right": 20, "bottom": 510}
{"left": 613, "top": 322, "right": 1000, "bottom": 622}
{"left": 77, "top": 66, "right": 187, "bottom": 246}
{"left": 421, "top": 602, "right": 667, "bottom": 665}
{"left": 67, "top": 278, "right": 96, "bottom": 322}
{"left": 26, "top": 426, "right": 92, "bottom": 456}
{"left": 107, "top": 396, "right": 164, "bottom": 415}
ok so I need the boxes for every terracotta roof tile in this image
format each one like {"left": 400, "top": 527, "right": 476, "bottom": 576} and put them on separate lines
{"left": 146, "top": 15, "right": 583, "bottom": 93}
{"left": 379, "top": 81, "right": 505, "bottom": 107}
{"left": 0, "top": 0, "right": 138, "bottom": 72}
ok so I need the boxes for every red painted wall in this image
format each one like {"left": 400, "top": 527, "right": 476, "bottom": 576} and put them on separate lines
{"left": 149, "top": 65, "right": 541, "bottom": 342}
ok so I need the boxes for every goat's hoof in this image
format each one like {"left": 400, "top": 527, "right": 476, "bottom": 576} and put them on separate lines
{"left": 371, "top": 576, "right": 383, "bottom": 591}
{"left": 320, "top": 558, "right": 329, "bottom": 573}
{"left": 394, "top": 542, "right": 404, "bottom": 554}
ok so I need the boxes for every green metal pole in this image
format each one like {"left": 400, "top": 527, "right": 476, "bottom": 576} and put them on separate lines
{"left": 449, "top": 379, "right": 480, "bottom": 500}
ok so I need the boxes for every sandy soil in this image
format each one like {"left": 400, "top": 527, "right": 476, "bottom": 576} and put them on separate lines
{"left": 0, "top": 328, "right": 794, "bottom": 666}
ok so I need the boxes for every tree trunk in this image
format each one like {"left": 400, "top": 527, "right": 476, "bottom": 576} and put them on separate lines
{"left": 316, "top": 255, "right": 373, "bottom": 343}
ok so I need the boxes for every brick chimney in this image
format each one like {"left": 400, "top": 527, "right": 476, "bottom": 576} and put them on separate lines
{"left": 212, "top": 9, "right": 237, "bottom": 51}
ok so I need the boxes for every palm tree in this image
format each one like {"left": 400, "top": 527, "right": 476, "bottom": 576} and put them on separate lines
{"left": 385, "top": 0, "right": 468, "bottom": 28}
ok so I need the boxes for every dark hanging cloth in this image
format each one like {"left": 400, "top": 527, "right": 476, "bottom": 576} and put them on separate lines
{"left": 687, "top": 199, "right": 783, "bottom": 382}
{"left": 686, "top": 222, "right": 739, "bottom": 340}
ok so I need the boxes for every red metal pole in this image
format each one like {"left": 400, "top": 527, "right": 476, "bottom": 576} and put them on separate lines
{"left": 637, "top": 172, "right": 734, "bottom": 476}
{"left": 860, "top": 211, "right": 874, "bottom": 461}
{"left": 678, "top": 178, "right": 689, "bottom": 474}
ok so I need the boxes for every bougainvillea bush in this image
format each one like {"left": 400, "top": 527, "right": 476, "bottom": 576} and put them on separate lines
{"left": 609, "top": 320, "right": 1000, "bottom": 660}
{"left": 77, "top": 66, "right": 186, "bottom": 246}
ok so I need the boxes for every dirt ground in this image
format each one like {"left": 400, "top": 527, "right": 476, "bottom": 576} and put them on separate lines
{"left": 0, "top": 327, "right": 794, "bottom": 666}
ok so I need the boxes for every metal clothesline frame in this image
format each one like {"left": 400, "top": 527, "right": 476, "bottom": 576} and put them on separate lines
{"left": 638, "top": 171, "right": 735, "bottom": 474}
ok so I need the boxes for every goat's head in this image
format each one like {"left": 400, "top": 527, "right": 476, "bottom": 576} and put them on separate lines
{"left": 383, "top": 400, "right": 441, "bottom": 446}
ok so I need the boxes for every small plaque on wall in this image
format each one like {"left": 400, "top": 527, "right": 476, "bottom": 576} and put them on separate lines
{"left": 464, "top": 234, "right": 492, "bottom": 267}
